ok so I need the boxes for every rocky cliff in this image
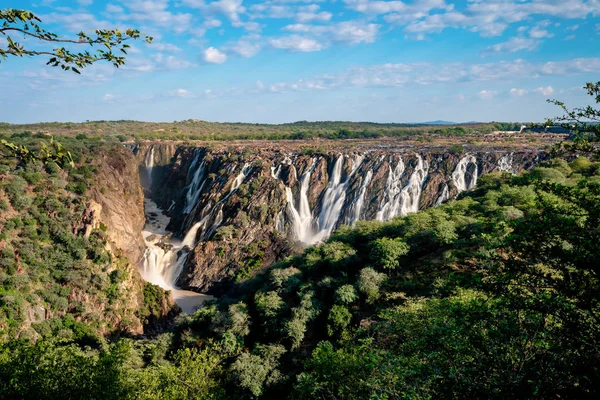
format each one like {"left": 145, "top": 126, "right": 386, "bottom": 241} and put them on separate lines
{"left": 136, "top": 140, "right": 544, "bottom": 294}
{"left": 83, "top": 146, "right": 179, "bottom": 332}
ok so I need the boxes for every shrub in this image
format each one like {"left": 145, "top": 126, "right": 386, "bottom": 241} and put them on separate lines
{"left": 356, "top": 268, "right": 387, "bottom": 304}
{"left": 255, "top": 291, "right": 284, "bottom": 319}
{"left": 230, "top": 344, "right": 286, "bottom": 397}
{"left": 327, "top": 305, "right": 352, "bottom": 337}
{"left": 369, "top": 237, "right": 409, "bottom": 271}
{"left": 335, "top": 285, "right": 358, "bottom": 305}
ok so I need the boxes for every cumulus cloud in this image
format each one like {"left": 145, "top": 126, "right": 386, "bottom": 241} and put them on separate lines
{"left": 283, "top": 21, "right": 380, "bottom": 44}
{"left": 393, "top": 0, "right": 599, "bottom": 39}
{"left": 228, "top": 35, "right": 262, "bottom": 57}
{"left": 510, "top": 88, "right": 527, "bottom": 96}
{"left": 478, "top": 90, "right": 496, "bottom": 100}
{"left": 149, "top": 42, "right": 182, "bottom": 52}
{"left": 535, "top": 86, "right": 554, "bottom": 96}
{"left": 167, "top": 88, "right": 195, "bottom": 98}
{"left": 102, "top": 93, "right": 116, "bottom": 102}
{"left": 250, "top": 58, "right": 600, "bottom": 93}
{"left": 203, "top": 47, "right": 227, "bottom": 63}
{"left": 486, "top": 37, "right": 540, "bottom": 53}
{"left": 269, "top": 35, "right": 324, "bottom": 52}
{"left": 122, "top": 0, "right": 192, "bottom": 33}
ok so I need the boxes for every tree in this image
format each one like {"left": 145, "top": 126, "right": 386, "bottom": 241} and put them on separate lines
{"left": 547, "top": 81, "right": 600, "bottom": 142}
{"left": 0, "top": 8, "right": 152, "bottom": 73}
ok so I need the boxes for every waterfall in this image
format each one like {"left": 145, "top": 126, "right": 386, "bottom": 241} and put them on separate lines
{"left": 435, "top": 183, "right": 450, "bottom": 206}
{"left": 231, "top": 163, "right": 251, "bottom": 192}
{"left": 182, "top": 221, "right": 204, "bottom": 248}
{"left": 145, "top": 147, "right": 155, "bottom": 185}
{"left": 287, "top": 160, "right": 318, "bottom": 243}
{"left": 399, "top": 154, "right": 428, "bottom": 215}
{"left": 376, "top": 154, "right": 428, "bottom": 221}
{"left": 183, "top": 162, "right": 250, "bottom": 245}
{"left": 183, "top": 158, "right": 208, "bottom": 214}
{"left": 313, "top": 155, "right": 363, "bottom": 242}
{"left": 348, "top": 170, "right": 373, "bottom": 225}
{"left": 498, "top": 152, "right": 514, "bottom": 173}
{"left": 452, "top": 155, "right": 478, "bottom": 193}
{"left": 141, "top": 199, "right": 212, "bottom": 313}
{"left": 376, "top": 157, "right": 406, "bottom": 221}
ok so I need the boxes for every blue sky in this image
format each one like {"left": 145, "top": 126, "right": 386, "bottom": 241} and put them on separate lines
{"left": 1, "top": 0, "right": 599, "bottom": 123}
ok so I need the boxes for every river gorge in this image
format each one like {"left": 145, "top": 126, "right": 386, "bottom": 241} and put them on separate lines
{"left": 128, "top": 140, "right": 545, "bottom": 309}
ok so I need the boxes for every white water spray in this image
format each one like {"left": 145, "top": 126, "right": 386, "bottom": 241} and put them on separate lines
{"left": 145, "top": 147, "right": 155, "bottom": 185}
{"left": 498, "top": 152, "right": 514, "bottom": 173}
{"left": 348, "top": 170, "right": 373, "bottom": 225}
{"left": 452, "top": 155, "right": 478, "bottom": 193}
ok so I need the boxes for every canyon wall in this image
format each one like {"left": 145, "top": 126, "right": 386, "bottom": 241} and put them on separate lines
{"left": 135, "top": 142, "right": 543, "bottom": 294}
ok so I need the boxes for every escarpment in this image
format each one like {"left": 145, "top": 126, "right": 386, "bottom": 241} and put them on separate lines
{"left": 133, "top": 141, "right": 545, "bottom": 295}
{"left": 80, "top": 147, "right": 179, "bottom": 332}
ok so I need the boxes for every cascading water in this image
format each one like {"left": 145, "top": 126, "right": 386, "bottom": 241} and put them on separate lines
{"left": 376, "top": 154, "right": 429, "bottom": 220}
{"left": 145, "top": 147, "right": 155, "bottom": 185}
{"left": 376, "top": 157, "right": 406, "bottom": 221}
{"left": 313, "top": 155, "right": 363, "bottom": 242}
{"left": 452, "top": 155, "right": 478, "bottom": 193}
{"left": 498, "top": 152, "right": 514, "bottom": 173}
{"left": 435, "top": 184, "right": 450, "bottom": 206}
{"left": 141, "top": 199, "right": 212, "bottom": 314}
{"left": 285, "top": 160, "right": 318, "bottom": 244}
{"left": 182, "top": 162, "right": 253, "bottom": 247}
{"left": 231, "top": 163, "right": 251, "bottom": 192}
{"left": 348, "top": 169, "right": 373, "bottom": 225}
{"left": 183, "top": 155, "right": 208, "bottom": 214}
{"left": 399, "top": 154, "right": 429, "bottom": 215}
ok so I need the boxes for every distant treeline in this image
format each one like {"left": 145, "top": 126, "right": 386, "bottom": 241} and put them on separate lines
{"left": 0, "top": 120, "right": 532, "bottom": 142}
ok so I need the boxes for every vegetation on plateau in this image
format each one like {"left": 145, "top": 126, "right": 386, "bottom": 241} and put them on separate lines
{"left": 0, "top": 136, "right": 171, "bottom": 344}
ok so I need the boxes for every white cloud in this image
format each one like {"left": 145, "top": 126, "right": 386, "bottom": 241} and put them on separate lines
{"left": 228, "top": 35, "right": 262, "bottom": 57}
{"left": 478, "top": 90, "right": 496, "bottom": 100}
{"left": 283, "top": 21, "right": 380, "bottom": 44}
{"left": 486, "top": 36, "right": 540, "bottom": 53}
{"left": 567, "top": 24, "right": 579, "bottom": 31}
{"left": 250, "top": 58, "right": 600, "bottom": 93}
{"left": 510, "top": 88, "right": 527, "bottom": 96}
{"left": 183, "top": 0, "right": 248, "bottom": 29}
{"left": 269, "top": 35, "right": 324, "bottom": 52}
{"left": 535, "top": 86, "right": 554, "bottom": 96}
{"left": 41, "top": 12, "right": 111, "bottom": 32}
{"left": 167, "top": 88, "right": 195, "bottom": 98}
{"left": 191, "top": 18, "right": 223, "bottom": 36}
{"left": 102, "top": 93, "right": 116, "bottom": 102}
{"left": 77, "top": 0, "right": 93, "bottom": 6}
{"left": 295, "top": 5, "right": 332, "bottom": 23}
{"left": 203, "top": 47, "right": 227, "bottom": 63}
{"left": 105, "top": 3, "right": 124, "bottom": 14}
{"left": 393, "top": 0, "right": 599, "bottom": 39}
{"left": 149, "top": 42, "right": 182, "bottom": 52}
{"left": 124, "top": 0, "right": 193, "bottom": 33}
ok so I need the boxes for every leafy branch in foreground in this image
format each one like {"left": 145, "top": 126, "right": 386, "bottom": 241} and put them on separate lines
{"left": 0, "top": 8, "right": 152, "bottom": 73}
{"left": 546, "top": 81, "right": 600, "bottom": 141}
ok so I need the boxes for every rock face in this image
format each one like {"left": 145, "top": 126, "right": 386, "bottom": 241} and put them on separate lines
{"left": 90, "top": 149, "right": 147, "bottom": 263}
{"left": 137, "top": 142, "right": 545, "bottom": 294}
{"left": 85, "top": 146, "right": 179, "bottom": 333}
